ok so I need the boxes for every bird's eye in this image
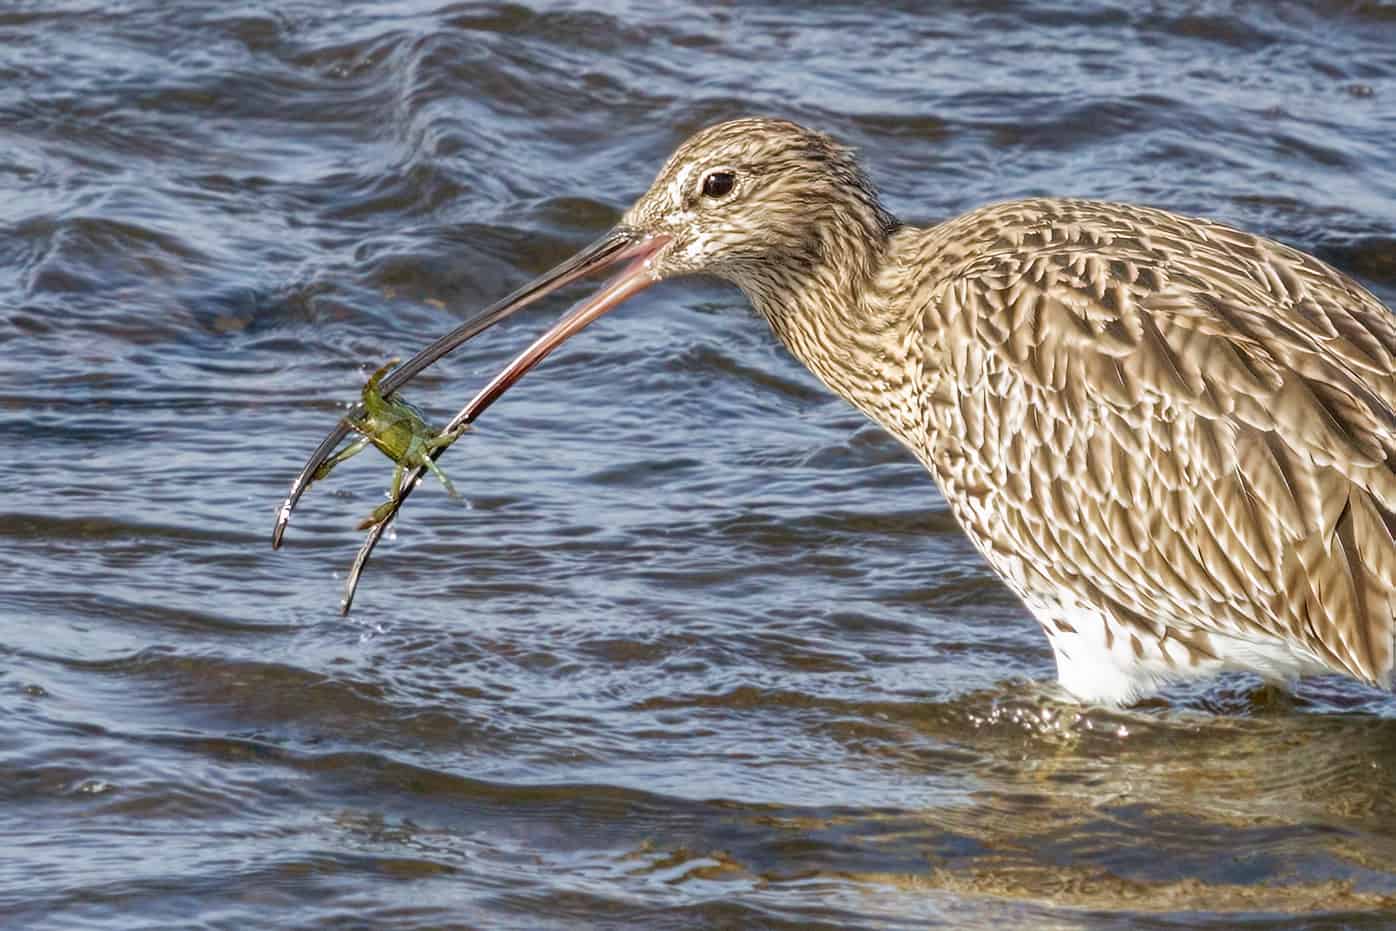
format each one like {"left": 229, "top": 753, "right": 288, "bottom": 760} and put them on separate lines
{"left": 701, "top": 171, "right": 736, "bottom": 199}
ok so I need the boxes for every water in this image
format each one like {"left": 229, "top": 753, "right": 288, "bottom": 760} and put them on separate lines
{"left": 4, "top": 1, "right": 1396, "bottom": 927}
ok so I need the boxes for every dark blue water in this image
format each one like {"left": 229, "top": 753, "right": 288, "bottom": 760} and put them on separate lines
{"left": 4, "top": 1, "right": 1396, "bottom": 927}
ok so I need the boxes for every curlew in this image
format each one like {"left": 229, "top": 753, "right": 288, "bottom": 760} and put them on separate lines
{"left": 275, "top": 118, "right": 1396, "bottom": 706}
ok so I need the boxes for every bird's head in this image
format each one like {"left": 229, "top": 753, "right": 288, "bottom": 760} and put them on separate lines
{"left": 282, "top": 120, "right": 899, "bottom": 554}
{"left": 620, "top": 118, "right": 895, "bottom": 295}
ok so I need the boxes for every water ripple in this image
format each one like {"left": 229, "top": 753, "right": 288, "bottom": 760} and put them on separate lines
{"left": 4, "top": 1, "right": 1396, "bottom": 928}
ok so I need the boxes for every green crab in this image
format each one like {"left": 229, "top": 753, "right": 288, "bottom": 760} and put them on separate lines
{"left": 313, "top": 359, "right": 465, "bottom": 529}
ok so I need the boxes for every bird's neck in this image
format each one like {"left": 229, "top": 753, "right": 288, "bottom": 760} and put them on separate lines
{"left": 738, "top": 215, "right": 921, "bottom": 445}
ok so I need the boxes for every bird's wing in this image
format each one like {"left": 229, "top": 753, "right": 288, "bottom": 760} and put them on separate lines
{"left": 915, "top": 200, "right": 1396, "bottom": 684}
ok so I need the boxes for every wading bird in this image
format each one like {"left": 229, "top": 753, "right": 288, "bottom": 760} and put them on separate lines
{"left": 276, "top": 118, "right": 1396, "bottom": 706}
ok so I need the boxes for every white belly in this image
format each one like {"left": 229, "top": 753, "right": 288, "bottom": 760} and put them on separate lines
{"left": 1025, "top": 597, "right": 1332, "bottom": 705}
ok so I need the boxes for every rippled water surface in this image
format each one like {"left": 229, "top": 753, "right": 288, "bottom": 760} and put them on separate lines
{"left": 5, "top": 1, "right": 1396, "bottom": 927}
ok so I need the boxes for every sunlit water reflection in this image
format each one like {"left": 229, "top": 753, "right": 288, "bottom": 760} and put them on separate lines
{"left": 4, "top": 1, "right": 1396, "bottom": 927}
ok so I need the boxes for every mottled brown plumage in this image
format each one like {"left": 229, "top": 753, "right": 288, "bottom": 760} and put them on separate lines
{"left": 283, "top": 117, "right": 1396, "bottom": 703}
{"left": 622, "top": 119, "right": 1396, "bottom": 703}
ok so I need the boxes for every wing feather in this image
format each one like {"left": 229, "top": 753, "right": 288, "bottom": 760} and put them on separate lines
{"left": 913, "top": 198, "right": 1396, "bottom": 686}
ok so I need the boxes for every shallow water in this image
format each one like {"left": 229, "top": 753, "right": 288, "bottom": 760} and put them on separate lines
{"left": 4, "top": 1, "right": 1396, "bottom": 927}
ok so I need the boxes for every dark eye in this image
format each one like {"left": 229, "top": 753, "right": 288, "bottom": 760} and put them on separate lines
{"left": 701, "top": 171, "right": 736, "bottom": 199}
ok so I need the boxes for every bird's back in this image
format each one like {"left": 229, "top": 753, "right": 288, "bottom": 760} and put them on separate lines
{"left": 882, "top": 198, "right": 1396, "bottom": 702}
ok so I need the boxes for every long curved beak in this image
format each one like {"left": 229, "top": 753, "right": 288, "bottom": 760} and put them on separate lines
{"left": 273, "top": 225, "right": 670, "bottom": 548}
